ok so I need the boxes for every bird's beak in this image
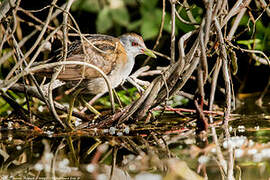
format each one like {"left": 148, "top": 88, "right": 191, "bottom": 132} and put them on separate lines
{"left": 143, "top": 48, "right": 157, "bottom": 58}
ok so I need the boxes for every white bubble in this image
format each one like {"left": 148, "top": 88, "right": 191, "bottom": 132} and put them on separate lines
{"left": 117, "top": 132, "right": 123, "bottom": 136}
{"left": 135, "top": 173, "right": 162, "bottom": 180}
{"left": 248, "top": 140, "right": 255, "bottom": 147}
{"left": 2, "top": 175, "right": 8, "bottom": 180}
{"left": 253, "top": 153, "right": 263, "bottom": 162}
{"left": 44, "top": 152, "right": 53, "bottom": 160}
{"left": 16, "top": 145, "right": 22, "bottom": 151}
{"left": 74, "top": 118, "right": 82, "bottom": 127}
{"left": 86, "top": 164, "right": 96, "bottom": 173}
{"left": 109, "top": 127, "right": 116, "bottom": 135}
{"left": 61, "top": 158, "right": 69, "bottom": 166}
{"left": 34, "top": 163, "right": 44, "bottom": 171}
{"left": 247, "top": 149, "right": 257, "bottom": 155}
{"left": 184, "top": 139, "right": 195, "bottom": 145}
{"left": 234, "top": 149, "right": 244, "bottom": 158}
{"left": 38, "top": 106, "right": 44, "bottom": 112}
{"left": 58, "top": 158, "right": 71, "bottom": 173}
{"left": 7, "top": 122, "right": 13, "bottom": 130}
{"left": 8, "top": 135, "right": 13, "bottom": 142}
{"left": 45, "top": 130, "right": 54, "bottom": 138}
{"left": 237, "top": 125, "right": 245, "bottom": 132}
{"left": 129, "top": 164, "right": 137, "bottom": 171}
{"left": 223, "top": 136, "right": 246, "bottom": 149}
{"left": 97, "top": 174, "right": 107, "bottom": 180}
{"left": 198, "top": 155, "right": 210, "bottom": 164}
{"left": 124, "top": 126, "right": 130, "bottom": 134}
{"left": 261, "top": 148, "right": 270, "bottom": 158}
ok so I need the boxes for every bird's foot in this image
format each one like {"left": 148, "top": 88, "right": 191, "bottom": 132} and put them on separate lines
{"left": 126, "top": 66, "right": 162, "bottom": 94}
{"left": 81, "top": 98, "right": 101, "bottom": 118}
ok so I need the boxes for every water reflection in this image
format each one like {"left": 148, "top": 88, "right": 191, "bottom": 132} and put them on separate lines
{"left": 1, "top": 113, "right": 270, "bottom": 179}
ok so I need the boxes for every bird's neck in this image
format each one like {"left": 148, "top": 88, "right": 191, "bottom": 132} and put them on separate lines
{"left": 122, "top": 54, "right": 135, "bottom": 78}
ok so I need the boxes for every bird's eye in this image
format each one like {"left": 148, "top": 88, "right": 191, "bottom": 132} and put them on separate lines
{"left": 131, "top": 42, "right": 138, "bottom": 46}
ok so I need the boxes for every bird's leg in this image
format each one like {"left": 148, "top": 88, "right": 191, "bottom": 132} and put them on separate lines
{"left": 81, "top": 97, "right": 101, "bottom": 120}
{"left": 80, "top": 93, "right": 105, "bottom": 113}
{"left": 113, "top": 89, "right": 123, "bottom": 108}
{"left": 67, "top": 88, "right": 83, "bottom": 129}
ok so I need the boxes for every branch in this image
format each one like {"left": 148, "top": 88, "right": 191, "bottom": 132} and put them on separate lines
{"left": 0, "top": 61, "right": 115, "bottom": 113}
{"left": 0, "top": 0, "right": 17, "bottom": 21}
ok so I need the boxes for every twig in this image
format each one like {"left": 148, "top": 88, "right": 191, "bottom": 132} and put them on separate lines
{"left": 117, "top": 80, "right": 155, "bottom": 124}
{"left": 175, "top": 9, "right": 199, "bottom": 26}
{"left": 227, "top": 0, "right": 251, "bottom": 41}
{"left": 0, "top": 2, "right": 68, "bottom": 66}
{"left": 0, "top": 25, "right": 11, "bottom": 51}
{"left": 208, "top": 57, "right": 227, "bottom": 173}
{"left": 153, "top": 107, "right": 225, "bottom": 116}
{"left": 153, "top": 0, "right": 165, "bottom": 50}
{"left": 1, "top": 61, "right": 116, "bottom": 113}
{"left": 45, "top": 0, "right": 75, "bottom": 129}
{"left": 199, "top": 23, "right": 208, "bottom": 83}
{"left": 215, "top": 18, "right": 234, "bottom": 180}
{"left": 18, "top": 7, "right": 57, "bottom": 31}
{"left": 6, "top": 82, "right": 91, "bottom": 121}
{"left": 152, "top": 50, "right": 171, "bottom": 61}
{"left": 204, "top": 0, "right": 213, "bottom": 45}
{"left": 221, "top": 0, "right": 250, "bottom": 28}
{"left": 170, "top": 0, "right": 176, "bottom": 63}
{"left": 0, "top": 29, "right": 38, "bottom": 65}
{"left": 109, "top": 147, "right": 118, "bottom": 180}
{"left": 228, "top": 41, "right": 270, "bottom": 66}
{"left": 258, "top": 0, "right": 270, "bottom": 17}
{"left": 143, "top": 0, "right": 166, "bottom": 66}
{"left": 5, "top": 0, "right": 59, "bottom": 80}
{"left": 182, "top": 1, "right": 197, "bottom": 24}
{"left": 0, "top": 0, "right": 17, "bottom": 21}
{"left": 4, "top": 25, "right": 63, "bottom": 91}
{"left": 48, "top": 67, "right": 68, "bottom": 129}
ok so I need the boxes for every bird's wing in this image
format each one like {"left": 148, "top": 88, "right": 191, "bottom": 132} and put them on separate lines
{"left": 55, "top": 34, "right": 127, "bottom": 81}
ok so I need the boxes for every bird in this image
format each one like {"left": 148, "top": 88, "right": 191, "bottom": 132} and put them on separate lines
{"left": 37, "top": 33, "right": 156, "bottom": 97}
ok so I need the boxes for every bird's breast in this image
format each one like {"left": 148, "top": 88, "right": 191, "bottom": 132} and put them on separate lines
{"left": 84, "top": 57, "right": 135, "bottom": 94}
{"left": 110, "top": 56, "right": 135, "bottom": 88}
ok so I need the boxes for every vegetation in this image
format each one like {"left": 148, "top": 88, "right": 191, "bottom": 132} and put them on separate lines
{"left": 0, "top": 0, "right": 269, "bottom": 179}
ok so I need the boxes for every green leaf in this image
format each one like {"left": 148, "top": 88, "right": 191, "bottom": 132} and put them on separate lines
{"left": 154, "top": 8, "right": 171, "bottom": 33}
{"left": 175, "top": 9, "right": 196, "bottom": 33}
{"left": 123, "top": 0, "right": 137, "bottom": 5}
{"left": 118, "top": 94, "right": 132, "bottom": 105}
{"left": 111, "top": 7, "right": 130, "bottom": 26}
{"left": 96, "top": 7, "right": 113, "bottom": 33}
{"left": 127, "top": 20, "right": 142, "bottom": 31}
{"left": 237, "top": 39, "right": 261, "bottom": 46}
{"left": 239, "top": 15, "right": 249, "bottom": 26}
{"left": 140, "top": 0, "right": 158, "bottom": 9}
{"left": 71, "top": 0, "right": 100, "bottom": 13}
{"left": 139, "top": 8, "right": 163, "bottom": 40}
{"left": 140, "top": 20, "right": 159, "bottom": 40}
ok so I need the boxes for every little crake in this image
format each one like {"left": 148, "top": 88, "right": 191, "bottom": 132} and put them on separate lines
{"left": 41, "top": 33, "right": 156, "bottom": 94}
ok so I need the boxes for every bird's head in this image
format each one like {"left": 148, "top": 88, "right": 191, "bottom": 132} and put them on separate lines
{"left": 119, "top": 33, "right": 156, "bottom": 59}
